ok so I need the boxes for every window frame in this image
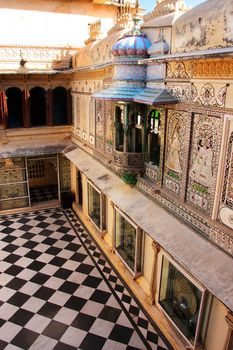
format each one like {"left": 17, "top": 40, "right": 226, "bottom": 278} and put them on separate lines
{"left": 157, "top": 253, "right": 208, "bottom": 349}
{"left": 87, "top": 180, "right": 106, "bottom": 233}
{"left": 147, "top": 108, "right": 162, "bottom": 166}
{"left": 114, "top": 206, "right": 144, "bottom": 277}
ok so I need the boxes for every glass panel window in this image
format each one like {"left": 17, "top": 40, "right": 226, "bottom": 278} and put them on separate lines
{"left": 88, "top": 182, "right": 106, "bottom": 231}
{"left": 115, "top": 209, "right": 143, "bottom": 274}
{"left": 148, "top": 109, "right": 161, "bottom": 166}
{"left": 159, "top": 256, "right": 204, "bottom": 345}
{"left": 76, "top": 170, "right": 83, "bottom": 207}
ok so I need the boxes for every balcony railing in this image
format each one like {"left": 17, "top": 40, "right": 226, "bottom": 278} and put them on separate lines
{"left": 113, "top": 150, "right": 144, "bottom": 170}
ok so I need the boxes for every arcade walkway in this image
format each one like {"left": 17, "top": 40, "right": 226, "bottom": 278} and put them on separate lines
{"left": 0, "top": 208, "right": 171, "bottom": 350}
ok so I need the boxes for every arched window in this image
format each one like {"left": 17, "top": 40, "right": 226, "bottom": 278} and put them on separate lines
{"left": 53, "top": 86, "right": 68, "bottom": 125}
{"left": 6, "top": 87, "right": 23, "bottom": 128}
{"left": 30, "top": 87, "right": 46, "bottom": 126}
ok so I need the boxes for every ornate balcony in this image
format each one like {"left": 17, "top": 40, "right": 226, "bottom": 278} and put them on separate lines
{"left": 113, "top": 150, "right": 144, "bottom": 172}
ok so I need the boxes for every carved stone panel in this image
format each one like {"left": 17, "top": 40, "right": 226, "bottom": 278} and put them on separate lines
{"left": 187, "top": 114, "right": 223, "bottom": 214}
{"left": 167, "top": 83, "right": 191, "bottom": 104}
{"left": 164, "top": 110, "right": 191, "bottom": 198}
{"left": 105, "top": 101, "right": 114, "bottom": 155}
{"left": 167, "top": 61, "right": 192, "bottom": 79}
{"left": 89, "top": 97, "right": 95, "bottom": 138}
{"left": 95, "top": 99, "right": 105, "bottom": 151}
{"left": 191, "top": 83, "right": 228, "bottom": 108}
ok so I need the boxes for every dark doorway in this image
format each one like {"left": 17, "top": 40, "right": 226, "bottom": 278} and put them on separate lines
{"left": 53, "top": 86, "right": 68, "bottom": 125}
{"left": 30, "top": 87, "right": 46, "bottom": 126}
{"left": 6, "top": 87, "right": 23, "bottom": 128}
{"left": 27, "top": 156, "right": 59, "bottom": 205}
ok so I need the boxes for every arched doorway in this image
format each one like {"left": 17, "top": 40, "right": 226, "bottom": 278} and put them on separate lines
{"left": 6, "top": 87, "right": 23, "bottom": 128}
{"left": 30, "top": 87, "right": 46, "bottom": 126}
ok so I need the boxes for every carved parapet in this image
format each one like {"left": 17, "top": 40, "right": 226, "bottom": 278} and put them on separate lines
{"left": 85, "top": 20, "right": 103, "bottom": 45}
{"left": 0, "top": 45, "right": 76, "bottom": 71}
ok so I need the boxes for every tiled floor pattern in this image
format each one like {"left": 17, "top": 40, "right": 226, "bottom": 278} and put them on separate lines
{"left": 0, "top": 208, "right": 171, "bottom": 350}
{"left": 30, "top": 186, "right": 58, "bottom": 204}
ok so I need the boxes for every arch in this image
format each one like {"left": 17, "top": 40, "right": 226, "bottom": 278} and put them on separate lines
{"left": 6, "top": 87, "right": 23, "bottom": 128}
{"left": 30, "top": 86, "right": 46, "bottom": 126}
{"left": 53, "top": 86, "right": 68, "bottom": 125}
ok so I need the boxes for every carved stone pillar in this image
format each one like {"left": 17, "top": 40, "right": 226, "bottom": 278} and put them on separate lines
{"left": 110, "top": 201, "right": 115, "bottom": 253}
{"left": 22, "top": 89, "right": 30, "bottom": 128}
{"left": 225, "top": 312, "right": 233, "bottom": 350}
{"left": 0, "top": 90, "right": 7, "bottom": 127}
{"left": 149, "top": 241, "right": 160, "bottom": 305}
{"left": 46, "top": 89, "right": 53, "bottom": 126}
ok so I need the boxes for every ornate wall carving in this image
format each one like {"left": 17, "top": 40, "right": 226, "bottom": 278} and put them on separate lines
{"left": 105, "top": 101, "right": 114, "bottom": 155}
{"left": 191, "top": 83, "right": 227, "bottom": 108}
{"left": 95, "top": 99, "right": 105, "bottom": 151}
{"left": 75, "top": 96, "right": 81, "bottom": 131}
{"left": 222, "top": 132, "right": 233, "bottom": 208}
{"left": 187, "top": 114, "right": 223, "bottom": 214}
{"left": 193, "top": 59, "right": 233, "bottom": 79}
{"left": 89, "top": 97, "right": 95, "bottom": 138}
{"left": 167, "top": 61, "right": 192, "bottom": 79}
{"left": 167, "top": 83, "right": 191, "bottom": 103}
{"left": 167, "top": 59, "right": 233, "bottom": 80}
{"left": 164, "top": 110, "right": 191, "bottom": 198}
{"left": 0, "top": 45, "right": 75, "bottom": 70}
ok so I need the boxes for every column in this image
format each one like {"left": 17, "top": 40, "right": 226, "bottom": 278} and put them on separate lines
{"left": 149, "top": 241, "right": 160, "bottom": 305}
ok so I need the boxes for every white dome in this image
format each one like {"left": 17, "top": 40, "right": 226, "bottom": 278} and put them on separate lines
{"left": 172, "top": 0, "right": 233, "bottom": 52}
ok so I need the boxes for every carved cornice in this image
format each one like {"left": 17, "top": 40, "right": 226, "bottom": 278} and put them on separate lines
{"left": 0, "top": 45, "right": 77, "bottom": 64}
{"left": 167, "top": 58, "right": 233, "bottom": 80}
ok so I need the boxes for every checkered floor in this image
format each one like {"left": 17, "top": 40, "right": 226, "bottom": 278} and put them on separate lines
{"left": 30, "top": 186, "right": 58, "bottom": 204}
{"left": 0, "top": 208, "right": 172, "bottom": 350}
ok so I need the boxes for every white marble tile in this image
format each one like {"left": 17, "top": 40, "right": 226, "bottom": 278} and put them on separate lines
{"left": 89, "top": 318, "right": 114, "bottom": 338}
{"left": 0, "top": 322, "right": 21, "bottom": 342}
{"left": 48, "top": 291, "right": 71, "bottom": 306}
{"left": 60, "top": 326, "right": 86, "bottom": 347}
{"left": 22, "top": 297, "right": 45, "bottom": 313}
{"left": 29, "top": 334, "right": 57, "bottom": 350}
{"left": 25, "top": 314, "right": 51, "bottom": 333}
{"left": 53, "top": 307, "right": 77, "bottom": 325}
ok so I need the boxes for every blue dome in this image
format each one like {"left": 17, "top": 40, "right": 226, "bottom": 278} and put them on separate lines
{"left": 112, "top": 33, "right": 151, "bottom": 57}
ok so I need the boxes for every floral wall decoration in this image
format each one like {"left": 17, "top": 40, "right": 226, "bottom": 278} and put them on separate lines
{"left": 191, "top": 83, "right": 227, "bottom": 107}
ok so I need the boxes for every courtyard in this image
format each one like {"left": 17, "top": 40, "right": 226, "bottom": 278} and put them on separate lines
{"left": 0, "top": 208, "right": 170, "bottom": 350}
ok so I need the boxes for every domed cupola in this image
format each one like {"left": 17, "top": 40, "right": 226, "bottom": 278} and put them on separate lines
{"left": 112, "top": 2, "right": 151, "bottom": 58}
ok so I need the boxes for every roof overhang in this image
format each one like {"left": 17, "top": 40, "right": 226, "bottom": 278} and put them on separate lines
{"left": 133, "top": 88, "right": 178, "bottom": 105}
{"left": 93, "top": 86, "right": 144, "bottom": 101}
{"left": 65, "top": 146, "right": 233, "bottom": 312}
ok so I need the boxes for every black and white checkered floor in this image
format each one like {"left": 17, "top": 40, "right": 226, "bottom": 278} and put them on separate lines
{"left": 30, "top": 186, "right": 58, "bottom": 204}
{"left": 0, "top": 208, "right": 172, "bottom": 350}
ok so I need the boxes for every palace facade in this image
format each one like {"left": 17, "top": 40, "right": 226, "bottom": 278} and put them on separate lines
{"left": 0, "top": 1, "right": 233, "bottom": 349}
